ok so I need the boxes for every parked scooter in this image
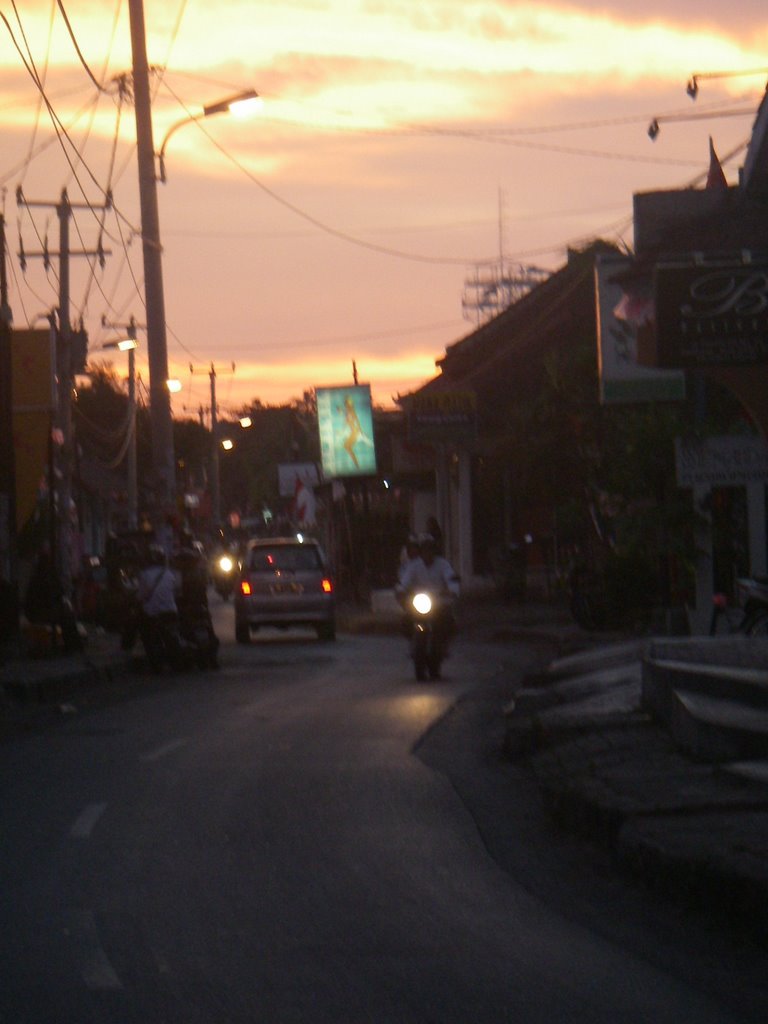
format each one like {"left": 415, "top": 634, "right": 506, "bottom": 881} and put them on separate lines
{"left": 177, "top": 600, "right": 220, "bottom": 668}
{"left": 124, "top": 599, "right": 219, "bottom": 671}
{"left": 176, "top": 541, "right": 221, "bottom": 668}
{"left": 139, "top": 611, "right": 184, "bottom": 672}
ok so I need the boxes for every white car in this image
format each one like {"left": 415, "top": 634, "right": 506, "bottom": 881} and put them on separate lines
{"left": 234, "top": 536, "right": 336, "bottom": 643}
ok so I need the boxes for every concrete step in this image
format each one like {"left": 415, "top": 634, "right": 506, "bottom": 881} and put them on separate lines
{"left": 670, "top": 689, "right": 768, "bottom": 762}
{"left": 719, "top": 759, "right": 768, "bottom": 788}
{"left": 642, "top": 657, "right": 768, "bottom": 723}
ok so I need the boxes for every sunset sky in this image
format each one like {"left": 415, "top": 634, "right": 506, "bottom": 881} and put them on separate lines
{"left": 1, "top": 1, "right": 766, "bottom": 416}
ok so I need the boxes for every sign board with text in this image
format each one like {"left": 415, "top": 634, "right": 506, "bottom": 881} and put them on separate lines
{"left": 655, "top": 260, "right": 768, "bottom": 368}
{"left": 675, "top": 435, "right": 768, "bottom": 488}
{"left": 408, "top": 390, "right": 477, "bottom": 443}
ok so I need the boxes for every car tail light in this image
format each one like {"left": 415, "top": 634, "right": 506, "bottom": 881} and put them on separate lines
{"left": 240, "top": 580, "right": 252, "bottom": 596}
{"left": 321, "top": 578, "right": 333, "bottom": 594}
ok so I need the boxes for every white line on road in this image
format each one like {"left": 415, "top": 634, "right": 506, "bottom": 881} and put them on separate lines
{"left": 69, "top": 802, "right": 108, "bottom": 838}
{"left": 68, "top": 910, "right": 123, "bottom": 991}
{"left": 140, "top": 737, "right": 189, "bottom": 762}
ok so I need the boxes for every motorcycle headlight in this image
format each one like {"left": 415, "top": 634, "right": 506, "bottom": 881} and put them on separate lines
{"left": 218, "top": 555, "right": 234, "bottom": 573}
{"left": 411, "top": 592, "right": 432, "bottom": 615}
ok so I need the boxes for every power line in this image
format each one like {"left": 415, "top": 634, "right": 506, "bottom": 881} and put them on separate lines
{"left": 55, "top": 1, "right": 106, "bottom": 93}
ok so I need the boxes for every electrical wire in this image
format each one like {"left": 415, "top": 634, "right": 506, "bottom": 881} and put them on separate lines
{"left": 3, "top": 7, "right": 140, "bottom": 246}
{"left": 13, "top": 0, "right": 55, "bottom": 186}
{"left": 0, "top": 90, "right": 101, "bottom": 187}
{"left": 55, "top": 0, "right": 108, "bottom": 93}
{"left": 157, "top": 76, "right": 752, "bottom": 270}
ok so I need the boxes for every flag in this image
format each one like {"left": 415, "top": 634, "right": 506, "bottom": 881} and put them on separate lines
{"left": 706, "top": 136, "right": 728, "bottom": 190}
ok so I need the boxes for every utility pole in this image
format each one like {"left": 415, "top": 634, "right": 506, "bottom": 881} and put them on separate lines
{"left": 0, "top": 214, "right": 18, "bottom": 647}
{"left": 210, "top": 365, "right": 220, "bottom": 533}
{"left": 190, "top": 362, "right": 235, "bottom": 533}
{"left": 17, "top": 187, "right": 110, "bottom": 596}
{"left": 128, "top": 0, "right": 176, "bottom": 517}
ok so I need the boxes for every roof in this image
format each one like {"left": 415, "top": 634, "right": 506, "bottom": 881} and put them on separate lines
{"left": 401, "top": 240, "right": 618, "bottom": 404}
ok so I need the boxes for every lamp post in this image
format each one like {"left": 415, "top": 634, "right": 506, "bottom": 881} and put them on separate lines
{"left": 128, "top": 0, "right": 174, "bottom": 523}
{"left": 158, "top": 89, "right": 261, "bottom": 184}
{"left": 101, "top": 316, "right": 139, "bottom": 531}
{"left": 127, "top": 0, "right": 259, "bottom": 529}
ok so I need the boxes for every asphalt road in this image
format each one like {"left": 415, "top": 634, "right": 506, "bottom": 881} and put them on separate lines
{"left": 1, "top": 612, "right": 765, "bottom": 1023}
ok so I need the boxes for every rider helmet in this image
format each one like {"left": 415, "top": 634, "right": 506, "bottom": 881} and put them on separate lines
{"left": 148, "top": 544, "right": 167, "bottom": 566}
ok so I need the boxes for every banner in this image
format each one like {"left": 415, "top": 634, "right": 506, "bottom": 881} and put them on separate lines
{"left": 278, "top": 462, "right": 320, "bottom": 527}
{"left": 316, "top": 385, "right": 377, "bottom": 479}
{"left": 595, "top": 253, "right": 685, "bottom": 403}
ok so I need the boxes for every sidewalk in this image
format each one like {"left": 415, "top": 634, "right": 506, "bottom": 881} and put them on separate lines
{"left": 0, "top": 626, "right": 132, "bottom": 735}
{"left": 505, "top": 636, "right": 768, "bottom": 946}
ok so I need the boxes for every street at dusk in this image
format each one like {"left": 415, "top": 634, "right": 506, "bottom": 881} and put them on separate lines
{"left": 1, "top": 9, "right": 768, "bottom": 1021}
{"left": 2, "top": 608, "right": 766, "bottom": 1023}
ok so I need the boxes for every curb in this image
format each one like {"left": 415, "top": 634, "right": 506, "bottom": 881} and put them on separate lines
{"left": 505, "top": 673, "right": 768, "bottom": 946}
{"left": 1, "top": 655, "right": 129, "bottom": 705}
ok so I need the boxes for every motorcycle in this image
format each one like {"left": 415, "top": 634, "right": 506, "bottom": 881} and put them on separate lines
{"left": 177, "top": 600, "right": 220, "bottom": 669}
{"left": 122, "top": 593, "right": 219, "bottom": 671}
{"left": 138, "top": 611, "right": 184, "bottom": 672}
{"left": 211, "top": 551, "right": 237, "bottom": 600}
{"left": 404, "top": 589, "right": 455, "bottom": 681}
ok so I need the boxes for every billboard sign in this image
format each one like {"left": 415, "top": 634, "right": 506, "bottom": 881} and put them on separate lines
{"left": 595, "top": 253, "right": 685, "bottom": 403}
{"left": 655, "top": 260, "right": 768, "bottom": 367}
{"left": 315, "top": 385, "right": 377, "bottom": 479}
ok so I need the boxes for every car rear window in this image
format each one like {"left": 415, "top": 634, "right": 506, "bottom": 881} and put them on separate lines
{"left": 248, "top": 545, "right": 323, "bottom": 573}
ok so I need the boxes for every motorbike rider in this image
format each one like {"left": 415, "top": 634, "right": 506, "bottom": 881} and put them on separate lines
{"left": 395, "top": 532, "right": 460, "bottom": 639}
{"left": 397, "top": 532, "right": 421, "bottom": 586}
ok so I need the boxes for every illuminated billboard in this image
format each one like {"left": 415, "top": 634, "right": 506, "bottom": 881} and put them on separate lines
{"left": 316, "top": 384, "right": 377, "bottom": 479}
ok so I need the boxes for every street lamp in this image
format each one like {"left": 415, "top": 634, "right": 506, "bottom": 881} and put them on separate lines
{"left": 101, "top": 319, "right": 138, "bottom": 530}
{"left": 157, "top": 89, "right": 261, "bottom": 183}
{"left": 128, "top": 0, "right": 259, "bottom": 533}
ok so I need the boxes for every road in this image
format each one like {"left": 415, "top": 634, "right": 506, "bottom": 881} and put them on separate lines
{"left": 1, "top": 606, "right": 765, "bottom": 1023}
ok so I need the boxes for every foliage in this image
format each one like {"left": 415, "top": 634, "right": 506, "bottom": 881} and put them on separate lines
{"left": 493, "top": 329, "right": 748, "bottom": 614}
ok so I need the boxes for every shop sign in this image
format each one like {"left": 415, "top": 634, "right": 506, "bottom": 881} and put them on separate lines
{"left": 675, "top": 435, "right": 768, "bottom": 487}
{"left": 655, "top": 261, "right": 768, "bottom": 367}
{"left": 408, "top": 391, "right": 477, "bottom": 443}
